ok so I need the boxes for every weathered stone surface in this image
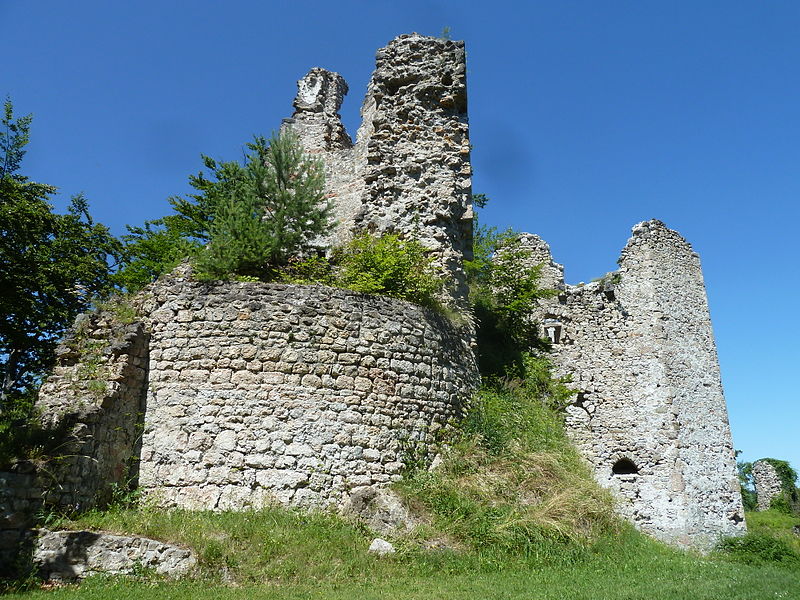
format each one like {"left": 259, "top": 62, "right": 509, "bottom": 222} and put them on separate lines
{"left": 0, "top": 311, "right": 148, "bottom": 572}
{"left": 367, "top": 537, "right": 395, "bottom": 555}
{"left": 343, "top": 486, "right": 416, "bottom": 533}
{"left": 136, "top": 277, "right": 478, "bottom": 509}
{"left": 33, "top": 529, "right": 196, "bottom": 580}
{"left": 753, "top": 460, "right": 783, "bottom": 511}
{"left": 1, "top": 35, "right": 746, "bottom": 563}
{"left": 527, "top": 220, "right": 746, "bottom": 551}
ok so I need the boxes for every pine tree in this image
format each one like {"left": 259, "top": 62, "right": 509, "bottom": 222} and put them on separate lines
{"left": 196, "top": 132, "right": 329, "bottom": 279}
{"left": 117, "top": 131, "right": 330, "bottom": 287}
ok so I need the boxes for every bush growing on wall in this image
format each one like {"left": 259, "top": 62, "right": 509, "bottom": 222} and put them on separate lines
{"left": 333, "top": 232, "right": 443, "bottom": 309}
{"left": 194, "top": 132, "right": 330, "bottom": 280}
{"left": 466, "top": 221, "right": 557, "bottom": 377}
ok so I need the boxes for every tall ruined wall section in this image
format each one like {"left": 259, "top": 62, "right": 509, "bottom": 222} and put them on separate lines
{"left": 287, "top": 34, "right": 473, "bottom": 306}
{"left": 282, "top": 68, "right": 359, "bottom": 250}
{"left": 136, "top": 273, "right": 478, "bottom": 510}
{"left": 529, "top": 220, "right": 744, "bottom": 550}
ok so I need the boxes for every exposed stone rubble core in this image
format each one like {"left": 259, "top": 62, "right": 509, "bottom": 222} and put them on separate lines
{"left": 33, "top": 530, "right": 196, "bottom": 580}
{"left": 282, "top": 68, "right": 359, "bottom": 250}
{"left": 527, "top": 220, "right": 746, "bottom": 550}
{"left": 343, "top": 486, "right": 416, "bottom": 534}
{"left": 753, "top": 460, "right": 784, "bottom": 511}
{"left": 287, "top": 34, "right": 474, "bottom": 306}
{"left": 136, "top": 273, "right": 478, "bottom": 509}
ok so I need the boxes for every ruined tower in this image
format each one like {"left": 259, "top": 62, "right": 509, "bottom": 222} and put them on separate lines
{"left": 527, "top": 221, "right": 746, "bottom": 550}
{"left": 285, "top": 34, "right": 474, "bottom": 306}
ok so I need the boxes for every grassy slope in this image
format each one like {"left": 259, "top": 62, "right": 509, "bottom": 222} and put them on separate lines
{"left": 6, "top": 531, "right": 800, "bottom": 600}
{"left": 746, "top": 509, "right": 800, "bottom": 555}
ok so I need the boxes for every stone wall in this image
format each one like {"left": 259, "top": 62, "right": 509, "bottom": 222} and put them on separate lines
{"left": 286, "top": 34, "right": 474, "bottom": 307}
{"left": 33, "top": 529, "right": 196, "bottom": 581}
{"left": 753, "top": 460, "right": 784, "bottom": 511}
{"left": 528, "top": 220, "right": 745, "bottom": 550}
{"left": 136, "top": 274, "right": 478, "bottom": 510}
{"left": 0, "top": 311, "right": 148, "bottom": 572}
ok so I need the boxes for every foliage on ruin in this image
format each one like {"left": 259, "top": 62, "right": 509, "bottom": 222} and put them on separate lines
{"left": 0, "top": 99, "right": 119, "bottom": 416}
{"left": 465, "top": 211, "right": 558, "bottom": 377}
{"left": 115, "top": 131, "right": 330, "bottom": 289}
{"left": 333, "top": 232, "right": 444, "bottom": 309}
{"left": 755, "top": 458, "right": 800, "bottom": 516}
{"left": 397, "top": 360, "right": 616, "bottom": 556}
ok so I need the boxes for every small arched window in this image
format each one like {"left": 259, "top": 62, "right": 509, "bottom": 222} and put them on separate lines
{"left": 612, "top": 458, "right": 639, "bottom": 475}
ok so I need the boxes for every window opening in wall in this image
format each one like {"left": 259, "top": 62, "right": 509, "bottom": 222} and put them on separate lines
{"left": 543, "top": 318, "right": 562, "bottom": 344}
{"left": 612, "top": 458, "right": 639, "bottom": 475}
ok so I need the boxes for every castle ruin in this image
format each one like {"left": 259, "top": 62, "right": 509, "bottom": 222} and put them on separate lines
{"left": 0, "top": 34, "right": 745, "bottom": 566}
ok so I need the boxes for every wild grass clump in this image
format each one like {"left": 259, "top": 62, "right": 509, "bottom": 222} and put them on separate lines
{"left": 397, "top": 358, "right": 619, "bottom": 565}
{"left": 742, "top": 509, "right": 800, "bottom": 556}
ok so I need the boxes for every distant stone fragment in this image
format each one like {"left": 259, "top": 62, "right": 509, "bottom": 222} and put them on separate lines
{"left": 753, "top": 460, "right": 784, "bottom": 511}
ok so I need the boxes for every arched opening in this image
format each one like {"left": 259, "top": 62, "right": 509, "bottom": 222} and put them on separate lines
{"left": 612, "top": 458, "right": 639, "bottom": 475}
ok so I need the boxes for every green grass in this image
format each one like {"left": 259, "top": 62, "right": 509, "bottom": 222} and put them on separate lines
{"left": 6, "top": 531, "right": 800, "bottom": 600}
{"left": 746, "top": 509, "right": 800, "bottom": 554}
{"left": 395, "top": 382, "right": 618, "bottom": 562}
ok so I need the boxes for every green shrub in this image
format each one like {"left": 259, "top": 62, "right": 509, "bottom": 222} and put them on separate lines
{"left": 194, "top": 132, "right": 330, "bottom": 281}
{"left": 717, "top": 532, "right": 800, "bottom": 566}
{"left": 277, "top": 255, "right": 335, "bottom": 285}
{"left": 466, "top": 225, "right": 558, "bottom": 377}
{"left": 119, "top": 131, "right": 330, "bottom": 289}
{"left": 334, "top": 232, "right": 443, "bottom": 309}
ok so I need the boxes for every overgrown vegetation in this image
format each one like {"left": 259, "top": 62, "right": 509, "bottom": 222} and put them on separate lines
{"left": 398, "top": 372, "right": 615, "bottom": 560}
{"left": 0, "top": 100, "right": 120, "bottom": 414}
{"left": 737, "top": 454, "right": 800, "bottom": 515}
{"left": 0, "top": 99, "right": 120, "bottom": 469}
{"left": 115, "top": 132, "right": 446, "bottom": 311}
{"left": 465, "top": 221, "right": 557, "bottom": 376}
{"left": 333, "top": 232, "right": 443, "bottom": 309}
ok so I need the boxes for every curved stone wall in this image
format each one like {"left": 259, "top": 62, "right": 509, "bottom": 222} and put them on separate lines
{"left": 137, "top": 277, "right": 478, "bottom": 510}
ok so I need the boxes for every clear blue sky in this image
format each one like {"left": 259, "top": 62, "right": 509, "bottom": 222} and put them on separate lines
{"left": 4, "top": 1, "right": 798, "bottom": 474}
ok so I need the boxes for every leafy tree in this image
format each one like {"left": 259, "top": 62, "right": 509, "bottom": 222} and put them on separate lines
{"left": 117, "top": 131, "right": 329, "bottom": 288}
{"left": 736, "top": 452, "right": 757, "bottom": 511}
{"left": 465, "top": 206, "right": 557, "bottom": 376}
{"left": 0, "top": 99, "right": 119, "bottom": 412}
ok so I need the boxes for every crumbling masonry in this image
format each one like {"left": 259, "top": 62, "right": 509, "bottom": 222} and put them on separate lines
{"left": 523, "top": 223, "right": 745, "bottom": 549}
{"left": 1, "top": 33, "right": 745, "bottom": 568}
